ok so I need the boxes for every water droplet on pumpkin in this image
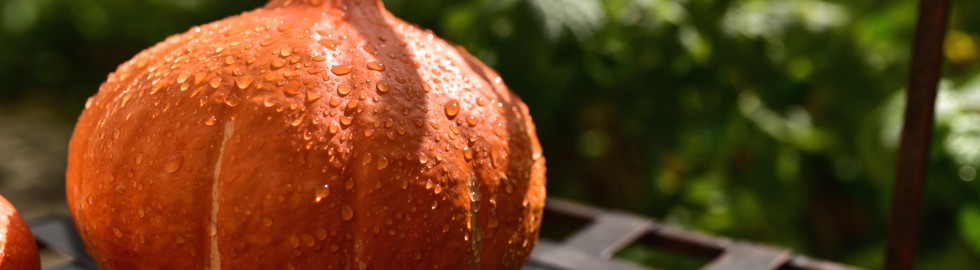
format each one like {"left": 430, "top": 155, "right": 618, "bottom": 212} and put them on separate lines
{"left": 341, "top": 205, "right": 354, "bottom": 220}
{"left": 263, "top": 97, "right": 278, "bottom": 107}
{"left": 235, "top": 76, "right": 254, "bottom": 89}
{"left": 277, "top": 22, "right": 295, "bottom": 32}
{"left": 302, "top": 234, "right": 315, "bottom": 247}
{"left": 329, "top": 98, "right": 342, "bottom": 107}
{"left": 318, "top": 39, "right": 340, "bottom": 50}
{"left": 176, "top": 71, "right": 190, "bottom": 84}
{"left": 165, "top": 156, "right": 183, "bottom": 173}
{"left": 466, "top": 115, "right": 479, "bottom": 127}
{"left": 263, "top": 216, "right": 273, "bottom": 227}
{"left": 113, "top": 228, "right": 123, "bottom": 238}
{"left": 377, "top": 156, "right": 389, "bottom": 170}
{"left": 367, "top": 62, "right": 385, "bottom": 71}
{"left": 444, "top": 100, "right": 460, "bottom": 118}
{"left": 289, "top": 234, "right": 300, "bottom": 248}
{"left": 346, "top": 100, "right": 359, "bottom": 110}
{"left": 345, "top": 179, "right": 354, "bottom": 190}
{"left": 431, "top": 201, "right": 438, "bottom": 209}
{"left": 316, "top": 228, "right": 328, "bottom": 240}
{"left": 307, "top": 91, "right": 323, "bottom": 102}
{"left": 376, "top": 82, "right": 390, "bottom": 93}
{"left": 315, "top": 184, "right": 330, "bottom": 202}
{"left": 272, "top": 58, "right": 286, "bottom": 69}
{"left": 205, "top": 116, "right": 217, "bottom": 126}
{"left": 337, "top": 84, "right": 352, "bottom": 96}
{"left": 209, "top": 78, "right": 222, "bottom": 88}
{"left": 331, "top": 65, "right": 352, "bottom": 76}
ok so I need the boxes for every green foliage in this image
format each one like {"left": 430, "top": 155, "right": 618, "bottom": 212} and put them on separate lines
{"left": 5, "top": 0, "right": 980, "bottom": 268}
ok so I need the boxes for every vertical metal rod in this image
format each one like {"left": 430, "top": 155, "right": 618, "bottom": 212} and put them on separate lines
{"left": 886, "top": 0, "right": 949, "bottom": 269}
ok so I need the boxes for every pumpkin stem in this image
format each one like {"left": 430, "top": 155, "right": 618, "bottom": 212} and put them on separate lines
{"left": 266, "top": 0, "right": 380, "bottom": 8}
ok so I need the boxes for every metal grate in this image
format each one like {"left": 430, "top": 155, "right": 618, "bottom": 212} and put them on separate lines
{"left": 31, "top": 198, "right": 854, "bottom": 270}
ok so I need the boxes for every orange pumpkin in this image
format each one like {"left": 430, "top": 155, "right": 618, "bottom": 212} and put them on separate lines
{"left": 66, "top": 0, "right": 546, "bottom": 269}
{"left": 0, "top": 195, "right": 40, "bottom": 270}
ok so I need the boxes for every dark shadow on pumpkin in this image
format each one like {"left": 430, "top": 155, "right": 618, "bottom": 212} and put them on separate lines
{"left": 342, "top": 0, "right": 435, "bottom": 266}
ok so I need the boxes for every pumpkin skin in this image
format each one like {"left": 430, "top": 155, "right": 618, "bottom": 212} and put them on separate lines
{"left": 0, "top": 194, "right": 40, "bottom": 270}
{"left": 66, "top": 0, "right": 546, "bottom": 269}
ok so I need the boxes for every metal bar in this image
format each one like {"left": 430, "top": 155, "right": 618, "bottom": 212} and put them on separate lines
{"left": 562, "top": 211, "right": 655, "bottom": 259}
{"left": 885, "top": 0, "right": 950, "bottom": 269}
{"left": 29, "top": 216, "right": 98, "bottom": 269}
{"left": 702, "top": 243, "right": 791, "bottom": 270}
{"left": 529, "top": 241, "right": 650, "bottom": 270}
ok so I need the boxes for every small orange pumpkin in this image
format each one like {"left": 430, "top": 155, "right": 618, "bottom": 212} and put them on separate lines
{"left": 0, "top": 195, "right": 40, "bottom": 270}
{"left": 66, "top": 0, "right": 546, "bottom": 269}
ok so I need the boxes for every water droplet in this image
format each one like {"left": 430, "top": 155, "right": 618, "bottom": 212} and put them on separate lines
{"left": 289, "top": 234, "right": 300, "bottom": 248}
{"left": 263, "top": 216, "right": 273, "bottom": 227}
{"left": 377, "top": 156, "right": 389, "bottom": 170}
{"left": 307, "top": 91, "right": 323, "bottom": 102}
{"left": 341, "top": 205, "right": 354, "bottom": 220}
{"left": 315, "top": 184, "right": 330, "bottom": 202}
{"left": 345, "top": 179, "right": 354, "bottom": 190}
{"left": 278, "top": 22, "right": 295, "bottom": 32}
{"left": 434, "top": 184, "right": 442, "bottom": 194}
{"left": 346, "top": 100, "right": 359, "bottom": 110}
{"left": 376, "top": 82, "right": 390, "bottom": 93}
{"left": 225, "top": 56, "right": 235, "bottom": 65}
{"left": 425, "top": 179, "right": 434, "bottom": 189}
{"left": 316, "top": 228, "right": 328, "bottom": 240}
{"left": 466, "top": 115, "right": 479, "bottom": 127}
{"left": 280, "top": 48, "right": 293, "bottom": 57}
{"left": 302, "top": 234, "right": 315, "bottom": 247}
{"left": 205, "top": 116, "right": 217, "bottom": 126}
{"left": 263, "top": 97, "right": 278, "bottom": 107}
{"left": 444, "top": 100, "right": 460, "bottom": 118}
{"left": 209, "top": 78, "right": 222, "bottom": 88}
{"left": 176, "top": 71, "right": 190, "bottom": 84}
{"left": 235, "top": 76, "right": 254, "bottom": 89}
{"left": 272, "top": 58, "right": 286, "bottom": 69}
{"left": 431, "top": 201, "right": 438, "bottom": 209}
{"left": 331, "top": 65, "right": 352, "bottom": 76}
{"left": 312, "top": 56, "right": 326, "bottom": 62}
{"left": 318, "top": 39, "right": 340, "bottom": 50}
{"left": 329, "top": 98, "right": 342, "bottom": 107}
{"left": 477, "top": 97, "right": 487, "bottom": 106}
{"left": 113, "top": 227, "right": 123, "bottom": 238}
{"left": 337, "top": 84, "right": 352, "bottom": 96}
{"left": 367, "top": 62, "right": 385, "bottom": 71}
{"left": 165, "top": 156, "right": 183, "bottom": 173}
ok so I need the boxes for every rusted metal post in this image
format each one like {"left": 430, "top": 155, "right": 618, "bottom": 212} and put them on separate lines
{"left": 886, "top": 0, "right": 950, "bottom": 269}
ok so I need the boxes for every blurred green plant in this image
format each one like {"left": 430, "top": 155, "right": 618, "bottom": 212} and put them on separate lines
{"left": 4, "top": 0, "right": 980, "bottom": 268}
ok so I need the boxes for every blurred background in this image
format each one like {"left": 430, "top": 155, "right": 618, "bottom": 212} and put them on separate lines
{"left": 3, "top": 0, "right": 980, "bottom": 268}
